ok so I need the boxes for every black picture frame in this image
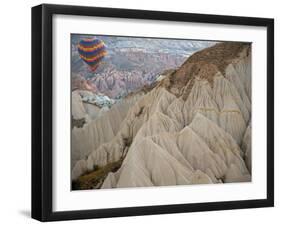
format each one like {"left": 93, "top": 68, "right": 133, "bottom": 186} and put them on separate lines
{"left": 32, "top": 3, "right": 274, "bottom": 222}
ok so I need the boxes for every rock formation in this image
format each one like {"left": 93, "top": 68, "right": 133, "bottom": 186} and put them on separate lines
{"left": 71, "top": 42, "right": 252, "bottom": 189}
{"left": 71, "top": 35, "right": 216, "bottom": 99}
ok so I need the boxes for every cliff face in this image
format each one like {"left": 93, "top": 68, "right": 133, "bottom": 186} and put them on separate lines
{"left": 71, "top": 42, "right": 252, "bottom": 189}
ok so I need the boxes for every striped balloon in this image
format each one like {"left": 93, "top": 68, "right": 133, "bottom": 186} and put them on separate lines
{"left": 78, "top": 37, "right": 107, "bottom": 72}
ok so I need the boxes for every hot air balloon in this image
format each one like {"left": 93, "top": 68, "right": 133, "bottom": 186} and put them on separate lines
{"left": 78, "top": 37, "right": 107, "bottom": 72}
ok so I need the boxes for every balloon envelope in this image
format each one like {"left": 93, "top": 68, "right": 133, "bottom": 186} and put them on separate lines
{"left": 78, "top": 38, "right": 107, "bottom": 72}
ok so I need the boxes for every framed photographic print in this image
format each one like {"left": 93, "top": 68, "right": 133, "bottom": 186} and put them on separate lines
{"left": 31, "top": 4, "right": 274, "bottom": 221}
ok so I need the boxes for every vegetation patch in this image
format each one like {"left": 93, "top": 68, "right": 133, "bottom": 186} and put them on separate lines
{"left": 72, "top": 159, "right": 123, "bottom": 190}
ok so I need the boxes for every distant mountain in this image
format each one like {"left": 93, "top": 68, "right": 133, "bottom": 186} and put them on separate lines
{"left": 71, "top": 35, "right": 216, "bottom": 98}
{"left": 72, "top": 35, "right": 215, "bottom": 56}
